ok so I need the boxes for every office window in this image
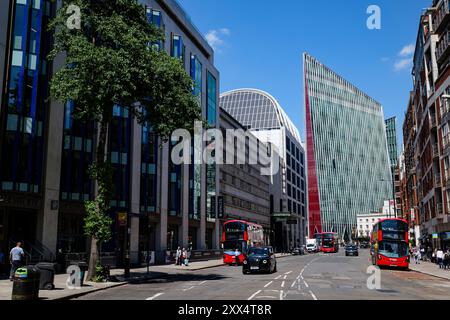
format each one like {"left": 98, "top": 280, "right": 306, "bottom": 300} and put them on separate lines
{"left": 207, "top": 72, "right": 217, "bottom": 125}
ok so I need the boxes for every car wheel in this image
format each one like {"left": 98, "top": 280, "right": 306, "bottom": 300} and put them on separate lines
{"left": 242, "top": 269, "right": 248, "bottom": 275}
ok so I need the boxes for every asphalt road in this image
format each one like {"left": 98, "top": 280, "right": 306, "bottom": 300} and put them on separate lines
{"left": 75, "top": 249, "right": 450, "bottom": 300}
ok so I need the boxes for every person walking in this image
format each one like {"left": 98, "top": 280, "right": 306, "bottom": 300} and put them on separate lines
{"left": 437, "top": 248, "right": 445, "bottom": 269}
{"left": 9, "top": 242, "right": 24, "bottom": 281}
{"left": 444, "top": 249, "right": 450, "bottom": 271}
{"left": 175, "top": 247, "right": 181, "bottom": 266}
{"left": 414, "top": 247, "right": 421, "bottom": 264}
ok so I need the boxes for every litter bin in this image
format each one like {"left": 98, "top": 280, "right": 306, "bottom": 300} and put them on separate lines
{"left": 11, "top": 266, "right": 41, "bottom": 300}
{"left": 35, "top": 262, "right": 56, "bottom": 290}
{"left": 69, "top": 261, "right": 88, "bottom": 287}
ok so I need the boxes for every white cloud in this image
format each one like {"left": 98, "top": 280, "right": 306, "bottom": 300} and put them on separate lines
{"left": 205, "top": 28, "right": 230, "bottom": 51}
{"left": 398, "top": 44, "right": 415, "bottom": 57}
{"left": 393, "top": 44, "right": 415, "bottom": 72}
{"left": 394, "top": 58, "right": 413, "bottom": 71}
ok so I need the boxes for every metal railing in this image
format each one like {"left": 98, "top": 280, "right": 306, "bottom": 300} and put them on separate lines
{"left": 436, "top": 28, "right": 450, "bottom": 63}
{"left": 433, "top": 143, "right": 440, "bottom": 158}
{"left": 433, "top": 0, "right": 450, "bottom": 33}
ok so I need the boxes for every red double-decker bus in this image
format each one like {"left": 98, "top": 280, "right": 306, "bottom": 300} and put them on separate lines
{"left": 315, "top": 232, "right": 340, "bottom": 253}
{"left": 222, "top": 220, "right": 264, "bottom": 265}
{"left": 371, "top": 218, "right": 409, "bottom": 269}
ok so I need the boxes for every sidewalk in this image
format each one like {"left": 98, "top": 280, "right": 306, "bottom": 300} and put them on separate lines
{"left": 0, "top": 254, "right": 293, "bottom": 300}
{"left": 409, "top": 260, "right": 450, "bottom": 281}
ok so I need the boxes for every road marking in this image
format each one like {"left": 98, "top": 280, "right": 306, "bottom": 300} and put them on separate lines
{"left": 279, "top": 290, "right": 284, "bottom": 300}
{"left": 183, "top": 286, "right": 195, "bottom": 291}
{"left": 264, "top": 281, "right": 273, "bottom": 288}
{"left": 283, "top": 275, "right": 288, "bottom": 280}
{"left": 248, "top": 290, "right": 262, "bottom": 300}
{"left": 309, "top": 291, "right": 318, "bottom": 300}
{"left": 145, "top": 293, "right": 164, "bottom": 300}
{"left": 275, "top": 275, "right": 282, "bottom": 280}
{"left": 199, "top": 280, "right": 207, "bottom": 285}
{"left": 290, "top": 280, "right": 296, "bottom": 288}
{"left": 284, "top": 271, "right": 292, "bottom": 275}
{"left": 304, "top": 281, "right": 309, "bottom": 288}
{"left": 281, "top": 281, "right": 285, "bottom": 288}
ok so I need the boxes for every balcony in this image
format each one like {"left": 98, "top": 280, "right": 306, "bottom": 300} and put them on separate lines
{"left": 445, "top": 168, "right": 450, "bottom": 188}
{"left": 437, "top": 203, "right": 444, "bottom": 215}
{"left": 433, "top": 0, "right": 450, "bottom": 34}
{"left": 436, "top": 29, "right": 450, "bottom": 64}
{"left": 431, "top": 113, "right": 438, "bottom": 128}
{"left": 432, "top": 143, "right": 440, "bottom": 158}
{"left": 443, "top": 135, "right": 450, "bottom": 155}
{"left": 435, "top": 173, "right": 442, "bottom": 186}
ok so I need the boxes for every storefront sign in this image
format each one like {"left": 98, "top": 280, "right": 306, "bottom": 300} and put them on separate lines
{"left": 217, "top": 196, "right": 224, "bottom": 219}
{"left": 432, "top": 233, "right": 439, "bottom": 239}
{"left": 118, "top": 212, "right": 128, "bottom": 227}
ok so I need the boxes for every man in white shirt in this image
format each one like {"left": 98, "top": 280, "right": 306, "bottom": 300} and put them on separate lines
{"left": 437, "top": 249, "right": 444, "bottom": 269}
{"left": 9, "top": 242, "right": 24, "bottom": 280}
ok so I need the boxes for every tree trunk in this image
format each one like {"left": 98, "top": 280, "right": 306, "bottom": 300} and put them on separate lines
{"left": 86, "top": 237, "right": 99, "bottom": 280}
{"left": 86, "top": 115, "right": 110, "bottom": 281}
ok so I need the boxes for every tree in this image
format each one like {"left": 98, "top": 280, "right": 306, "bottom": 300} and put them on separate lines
{"left": 48, "top": 0, "right": 201, "bottom": 280}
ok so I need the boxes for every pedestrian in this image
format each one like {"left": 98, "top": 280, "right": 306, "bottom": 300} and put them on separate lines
{"left": 414, "top": 248, "right": 421, "bottom": 264}
{"left": 234, "top": 248, "right": 240, "bottom": 266}
{"left": 175, "top": 247, "right": 181, "bottom": 266}
{"left": 444, "top": 249, "right": 450, "bottom": 271}
{"left": 9, "top": 242, "right": 24, "bottom": 281}
{"left": 181, "top": 248, "right": 188, "bottom": 266}
{"left": 432, "top": 249, "right": 437, "bottom": 264}
{"left": 437, "top": 248, "right": 444, "bottom": 269}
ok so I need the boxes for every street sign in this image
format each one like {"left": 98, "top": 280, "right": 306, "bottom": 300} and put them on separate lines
{"left": 272, "top": 212, "right": 291, "bottom": 218}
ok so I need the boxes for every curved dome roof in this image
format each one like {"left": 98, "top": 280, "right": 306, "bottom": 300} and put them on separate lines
{"left": 220, "top": 88, "right": 302, "bottom": 143}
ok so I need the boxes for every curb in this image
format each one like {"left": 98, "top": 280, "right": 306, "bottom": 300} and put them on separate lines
{"left": 409, "top": 267, "right": 450, "bottom": 282}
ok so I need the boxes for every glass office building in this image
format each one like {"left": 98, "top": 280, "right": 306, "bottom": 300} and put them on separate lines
{"left": 220, "top": 89, "right": 307, "bottom": 249}
{"left": 304, "top": 53, "right": 392, "bottom": 239}
{"left": 385, "top": 116, "right": 398, "bottom": 173}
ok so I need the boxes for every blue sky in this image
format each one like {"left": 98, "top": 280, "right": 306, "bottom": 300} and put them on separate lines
{"left": 178, "top": 0, "right": 429, "bottom": 147}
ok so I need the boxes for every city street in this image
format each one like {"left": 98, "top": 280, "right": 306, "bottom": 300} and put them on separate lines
{"left": 75, "top": 249, "right": 450, "bottom": 300}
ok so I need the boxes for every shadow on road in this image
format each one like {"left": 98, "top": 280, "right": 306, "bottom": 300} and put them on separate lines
{"left": 126, "top": 272, "right": 229, "bottom": 285}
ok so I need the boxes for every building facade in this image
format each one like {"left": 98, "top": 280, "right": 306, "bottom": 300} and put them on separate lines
{"left": 0, "top": 0, "right": 221, "bottom": 265}
{"left": 385, "top": 117, "right": 399, "bottom": 171}
{"left": 356, "top": 201, "right": 393, "bottom": 239}
{"left": 304, "top": 53, "right": 393, "bottom": 240}
{"left": 220, "top": 89, "right": 307, "bottom": 250}
{"left": 219, "top": 108, "right": 272, "bottom": 244}
{"left": 403, "top": 1, "right": 450, "bottom": 251}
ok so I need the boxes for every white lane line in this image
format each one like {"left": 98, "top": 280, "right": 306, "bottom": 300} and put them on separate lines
{"left": 146, "top": 293, "right": 164, "bottom": 300}
{"left": 309, "top": 291, "right": 318, "bottom": 301}
{"left": 281, "top": 281, "right": 285, "bottom": 288}
{"left": 303, "top": 281, "right": 309, "bottom": 288}
{"left": 199, "top": 280, "right": 207, "bottom": 285}
{"left": 290, "top": 280, "right": 296, "bottom": 288}
{"left": 248, "top": 290, "right": 262, "bottom": 301}
{"left": 264, "top": 281, "right": 273, "bottom": 288}
{"left": 279, "top": 290, "right": 284, "bottom": 300}
{"left": 283, "top": 275, "right": 288, "bottom": 280}
{"left": 284, "top": 271, "right": 292, "bottom": 275}
{"left": 275, "top": 275, "right": 282, "bottom": 280}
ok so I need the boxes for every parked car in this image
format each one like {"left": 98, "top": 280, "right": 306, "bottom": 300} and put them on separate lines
{"left": 359, "top": 242, "right": 370, "bottom": 249}
{"left": 243, "top": 246, "right": 277, "bottom": 274}
{"left": 345, "top": 244, "right": 359, "bottom": 256}
{"left": 291, "top": 247, "right": 305, "bottom": 256}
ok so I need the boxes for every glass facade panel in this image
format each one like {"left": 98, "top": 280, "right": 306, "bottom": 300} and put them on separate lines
{"left": 304, "top": 53, "right": 392, "bottom": 238}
